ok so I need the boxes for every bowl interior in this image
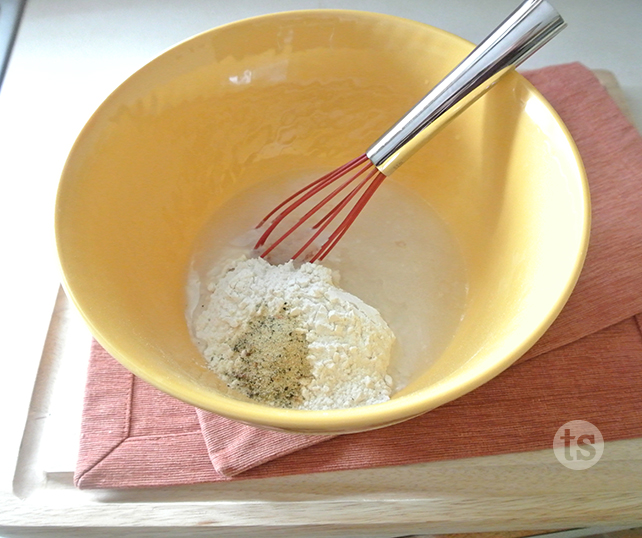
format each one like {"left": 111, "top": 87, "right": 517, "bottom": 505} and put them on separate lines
{"left": 56, "top": 10, "right": 588, "bottom": 433}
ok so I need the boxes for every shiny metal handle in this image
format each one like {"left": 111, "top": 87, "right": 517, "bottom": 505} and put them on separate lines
{"left": 366, "top": 0, "right": 566, "bottom": 175}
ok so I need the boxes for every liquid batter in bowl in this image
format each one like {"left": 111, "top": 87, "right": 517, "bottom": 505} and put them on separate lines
{"left": 187, "top": 171, "right": 468, "bottom": 398}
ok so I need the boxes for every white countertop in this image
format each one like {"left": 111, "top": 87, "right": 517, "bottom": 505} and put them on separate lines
{"left": 1, "top": 1, "right": 641, "bottom": 535}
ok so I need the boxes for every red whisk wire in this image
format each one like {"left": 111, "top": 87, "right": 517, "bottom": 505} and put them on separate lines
{"left": 255, "top": 154, "right": 369, "bottom": 232}
{"left": 291, "top": 166, "right": 380, "bottom": 260}
{"left": 258, "top": 158, "right": 374, "bottom": 259}
{"left": 255, "top": 154, "right": 387, "bottom": 261}
{"left": 311, "top": 170, "right": 386, "bottom": 262}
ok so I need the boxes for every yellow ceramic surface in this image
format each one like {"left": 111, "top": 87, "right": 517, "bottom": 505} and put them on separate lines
{"left": 55, "top": 10, "right": 590, "bottom": 434}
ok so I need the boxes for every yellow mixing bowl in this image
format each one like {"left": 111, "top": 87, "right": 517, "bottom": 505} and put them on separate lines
{"left": 55, "top": 10, "right": 589, "bottom": 433}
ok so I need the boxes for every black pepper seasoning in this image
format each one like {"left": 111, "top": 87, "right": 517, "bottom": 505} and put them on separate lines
{"left": 228, "top": 311, "right": 311, "bottom": 408}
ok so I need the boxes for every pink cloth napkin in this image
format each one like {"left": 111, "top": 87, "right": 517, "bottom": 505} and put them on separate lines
{"left": 75, "top": 63, "right": 642, "bottom": 489}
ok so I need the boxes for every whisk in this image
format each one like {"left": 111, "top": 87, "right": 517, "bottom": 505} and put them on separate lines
{"left": 255, "top": 0, "right": 566, "bottom": 263}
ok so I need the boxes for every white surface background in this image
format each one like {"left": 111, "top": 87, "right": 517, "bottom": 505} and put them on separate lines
{"left": 1, "top": 0, "right": 641, "bottom": 534}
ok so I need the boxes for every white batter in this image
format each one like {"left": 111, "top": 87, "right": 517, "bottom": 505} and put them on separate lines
{"left": 187, "top": 170, "right": 467, "bottom": 402}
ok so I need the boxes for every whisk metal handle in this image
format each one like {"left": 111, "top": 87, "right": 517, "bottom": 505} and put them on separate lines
{"left": 366, "top": 0, "right": 566, "bottom": 175}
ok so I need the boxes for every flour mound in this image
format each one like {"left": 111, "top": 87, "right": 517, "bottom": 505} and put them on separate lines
{"left": 192, "top": 256, "right": 395, "bottom": 410}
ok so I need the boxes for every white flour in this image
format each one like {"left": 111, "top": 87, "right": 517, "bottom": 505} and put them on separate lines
{"left": 191, "top": 256, "right": 395, "bottom": 410}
